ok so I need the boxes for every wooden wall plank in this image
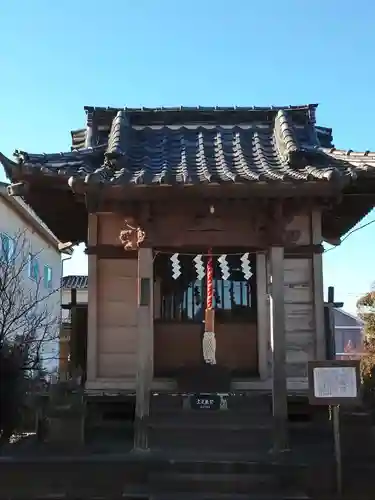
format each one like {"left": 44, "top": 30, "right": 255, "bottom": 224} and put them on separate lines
{"left": 283, "top": 257, "right": 314, "bottom": 385}
{"left": 97, "top": 258, "right": 138, "bottom": 378}
{"left": 98, "top": 353, "right": 138, "bottom": 378}
{"left": 98, "top": 326, "right": 138, "bottom": 354}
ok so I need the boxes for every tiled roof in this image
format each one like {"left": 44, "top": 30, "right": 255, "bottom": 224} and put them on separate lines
{"left": 62, "top": 275, "right": 88, "bottom": 289}
{"left": 2, "top": 105, "right": 375, "bottom": 188}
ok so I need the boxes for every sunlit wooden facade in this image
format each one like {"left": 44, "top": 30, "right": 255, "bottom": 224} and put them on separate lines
{"left": 2, "top": 104, "right": 375, "bottom": 449}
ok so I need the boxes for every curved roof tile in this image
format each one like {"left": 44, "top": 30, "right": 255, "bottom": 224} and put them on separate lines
{"left": 2, "top": 105, "right": 375, "bottom": 188}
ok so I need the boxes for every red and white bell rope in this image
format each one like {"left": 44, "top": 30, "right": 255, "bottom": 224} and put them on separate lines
{"left": 206, "top": 248, "right": 213, "bottom": 310}
{"left": 203, "top": 248, "right": 216, "bottom": 365}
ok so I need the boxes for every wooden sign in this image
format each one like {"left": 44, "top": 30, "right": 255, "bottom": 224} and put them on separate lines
{"left": 308, "top": 360, "right": 361, "bottom": 406}
{"left": 191, "top": 394, "right": 221, "bottom": 411}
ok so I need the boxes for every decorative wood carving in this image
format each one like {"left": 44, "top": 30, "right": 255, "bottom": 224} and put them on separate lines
{"left": 119, "top": 219, "right": 146, "bottom": 251}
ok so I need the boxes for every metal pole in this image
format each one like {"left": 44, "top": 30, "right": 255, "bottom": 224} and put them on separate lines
{"left": 326, "top": 286, "right": 344, "bottom": 497}
{"left": 332, "top": 404, "right": 342, "bottom": 497}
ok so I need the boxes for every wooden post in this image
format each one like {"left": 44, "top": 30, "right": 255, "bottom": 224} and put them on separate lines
{"left": 86, "top": 214, "right": 98, "bottom": 383}
{"left": 311, "top": 210, "right": 325, "bottom": 360}
{"left": 325, "top": 286, "right": 343, "bottom": 360}
{"left": 134, "top": 247, "right": 154, "bottom": 450}
{"left": 256, "top": 252, "right": 269, "bottom": 381}
{"left": 69, "top": 288, "right": 77, "bottom": 378}
{"left": 269, "top": 245, "right": 289, "bottom": 452}
{"left": 332, "top": 404, "right": 342, "bottom": 497}
{"left": 325, "top": 286, "right": 344, "bottom": 496}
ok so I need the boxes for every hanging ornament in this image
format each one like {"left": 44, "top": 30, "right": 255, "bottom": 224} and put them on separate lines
{"left": 203, "top": 247, "right": 216, "bottom": 365}
{"left": 241, "top": 252, "right": 253, "bottom": 280}
{"left": 203, "top": 331, "right": 216, "bottom": 365}
{"left": 170, "top": 253, "right": 181, "bottom": 280}
{"left": 193, "top": 254, "right": 205, "bottom": 280}
{"left": 218, "top": 254, "right": 230, "bottom": 280}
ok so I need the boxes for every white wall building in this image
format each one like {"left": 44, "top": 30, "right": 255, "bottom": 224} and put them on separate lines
{"left": 0, "top": 182, "right": 70, "bottom": 368}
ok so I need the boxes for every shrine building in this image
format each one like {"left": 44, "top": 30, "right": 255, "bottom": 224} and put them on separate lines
{"left": 1, "top": 104, "right": 374, "bottom": 450}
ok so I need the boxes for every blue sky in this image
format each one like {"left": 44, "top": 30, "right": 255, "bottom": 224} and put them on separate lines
{"left": 1, "top": 0, "right": 374, "bottom": 314}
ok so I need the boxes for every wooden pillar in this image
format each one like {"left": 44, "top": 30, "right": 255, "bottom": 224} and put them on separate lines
{"left": 256, "top": 252, "right": 269, "bottom": 381}
{"left": 86, "top": 214, "right": 98, "bottom": 383}
{"left": 134, "top": 247, "right": 154, "bottom": 450}
{"left": 311, "top": 210, "right": 325, "bottom": 360}
{"left": 269, "top": 245, "right": 289, "bottom": 452}
{"left": 59, "top": 338, "right": 70, "bottom": 379}
{"left": 69, "top": 288, "right": 77, "bottom": 377}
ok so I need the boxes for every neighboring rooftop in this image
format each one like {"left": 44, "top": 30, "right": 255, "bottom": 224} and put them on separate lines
{"left": 62, "top": 275, "right": 88, "bottom": 289}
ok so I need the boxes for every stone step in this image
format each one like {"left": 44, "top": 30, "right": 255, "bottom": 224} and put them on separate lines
{"left": 147, "top": 461, "right": 335, "bottom": 498}
{"left": 149, "top": 411, "right": 274, "bottom": 427}
{"left": 149, "top": 427, "right": 273, "bottom": 452}
{"left": 149, "top": 494, "right": 311, "bottom": 500}
{"left": 148, "top": 415, "right": 331, "bottom": 436}
{"left": 149, "top": 472, "right": 287, "bottom": 495}
{"left": 151, "top": 393, "right": 272, "bottom": 415}
{"left": 149, "top": 420, "right": 273, "bottom": 431}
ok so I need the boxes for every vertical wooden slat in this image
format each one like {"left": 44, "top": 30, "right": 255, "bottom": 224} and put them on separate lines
{"left": 311, "top": 209, "right": 325, "bottom": 360}
{"left": 86, "top": 214, "right": 98, "bottom": 383}
{"left": 134, "top": 247, "right": 154, "bottom": 450}
{"left": 256, "top": 252, "right": 269, "bottom": 381}
{"left": 269, "top": 245, "right": 288, "bottom": 451}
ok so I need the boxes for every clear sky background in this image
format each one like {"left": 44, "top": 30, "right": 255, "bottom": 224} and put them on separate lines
{"left": 1, "top": 0, "right": 374, "bottom": 315}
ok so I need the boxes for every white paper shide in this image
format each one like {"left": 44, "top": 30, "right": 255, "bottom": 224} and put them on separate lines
{"left": 313, "top": 367, "right": 357, "bottom": 399}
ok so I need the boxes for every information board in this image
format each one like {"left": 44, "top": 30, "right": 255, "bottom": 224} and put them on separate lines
{"left": 308, "top": 360, "right": 360, "bottom": 405}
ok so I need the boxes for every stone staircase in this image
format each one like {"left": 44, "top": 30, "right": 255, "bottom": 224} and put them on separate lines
{"left": 3, "top": 393, "right": 373, "bottom": 498}
{"left": 144, "top": 391, "right": 336, "bottom": 499}
{"left": 122, "top": 456, "right": 334, "bottom": 500}
{"left": 148, "top": 391, "right": 275, "bottom": 454}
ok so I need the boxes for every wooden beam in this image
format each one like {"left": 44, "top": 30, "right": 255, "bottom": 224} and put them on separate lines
{"left": 256, "top": 252, "right": 269, "bottom": 381}
{"left": 134, "top": 247, "right": 154, "bottom": 451}
{"left": 311, "top": 210, "right": 325, "bottom": 360}
{"left": 269, "top": 245, "right": 289, "bottom": 452}
{"left": 85, "top": 245, "right": 137, "bottom": 259}
{"left": 86, "top": 214, "right": 98, "bottom": 383}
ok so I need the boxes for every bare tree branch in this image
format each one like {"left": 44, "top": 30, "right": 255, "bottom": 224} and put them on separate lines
{"left": 0, "top": 230, "right": 60, "bottom": 372}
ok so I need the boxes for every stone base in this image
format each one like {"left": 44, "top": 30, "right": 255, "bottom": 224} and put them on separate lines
{"left": 45, "top": 415, "right": 84, "bottom": 447}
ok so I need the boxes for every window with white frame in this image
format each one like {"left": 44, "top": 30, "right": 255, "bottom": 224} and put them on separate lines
{"left": 28, "top": 253, "right": 40, "bottom": 282}
{"left": 44, "top": 265, "right": 53, "bottom": 289}
{"left": 0, "top": 233, "right": 15, "bottom": 262}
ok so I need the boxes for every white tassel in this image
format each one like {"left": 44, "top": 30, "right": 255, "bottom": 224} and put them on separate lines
{"left": 202, "top": 331, "right": 216, "bottom": 365}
